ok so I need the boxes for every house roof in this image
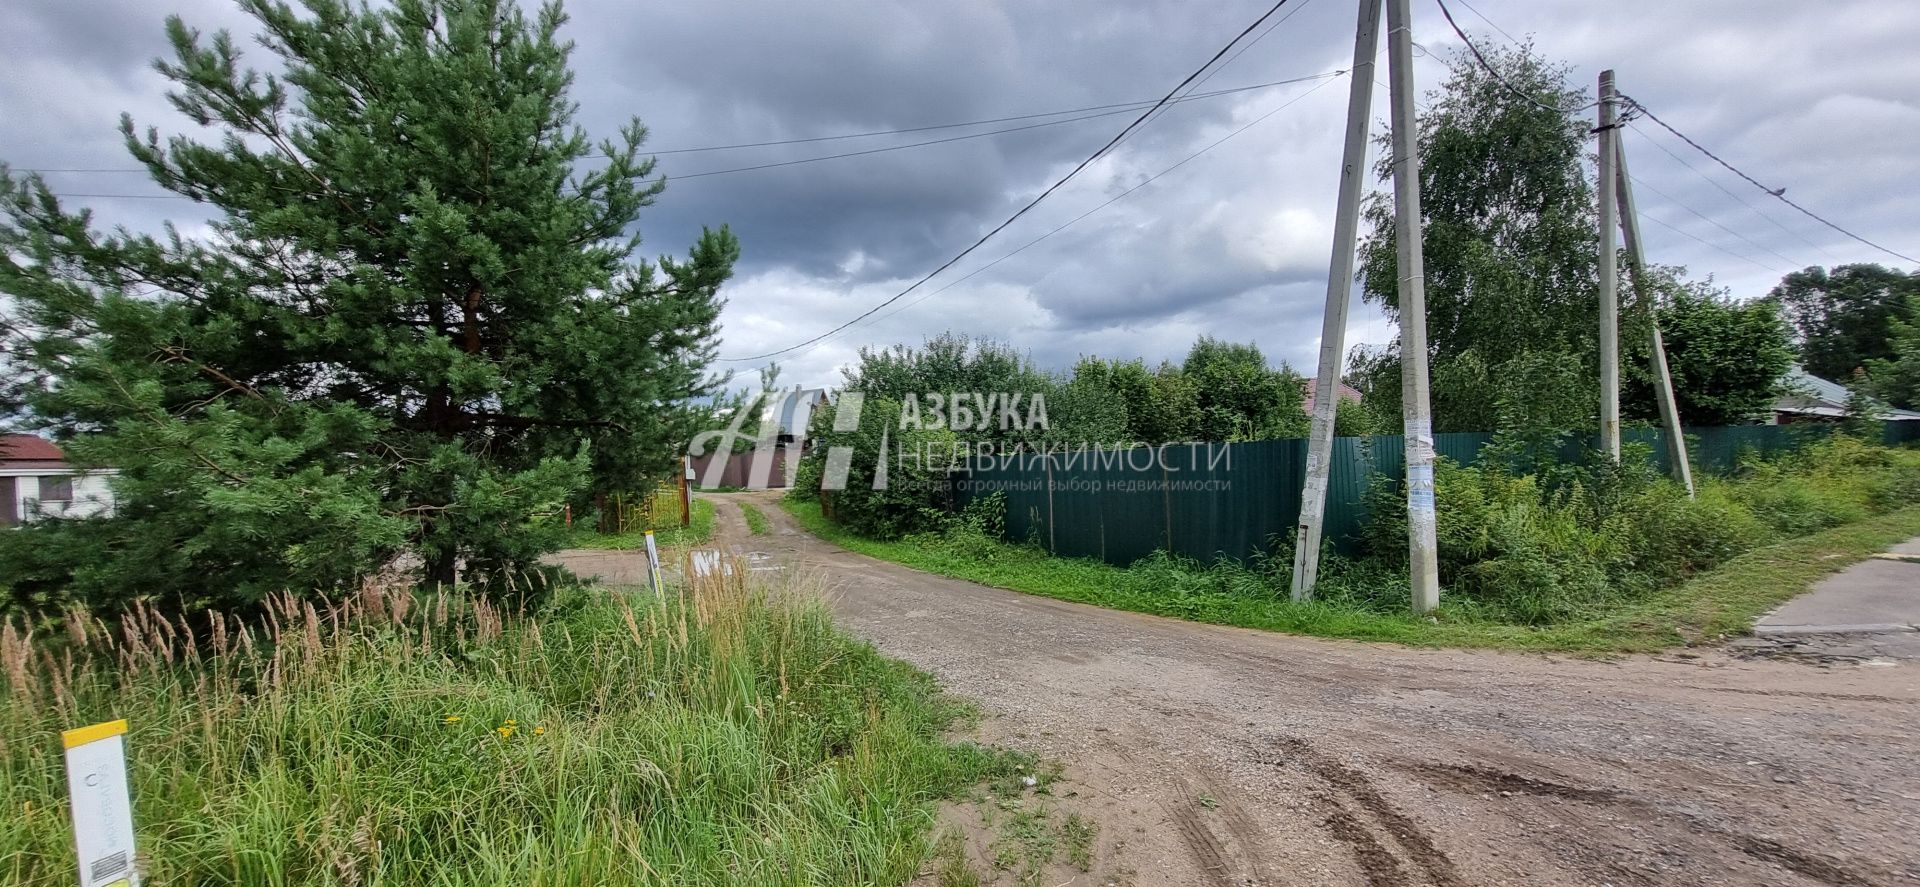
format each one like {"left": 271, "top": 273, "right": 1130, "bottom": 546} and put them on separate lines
{"left": 1774, "top": 366, "right": 1920, "bottom": 420}
{"left": 1301, "top": 378, "right": 1364, "bottom": 414}
{"left": 0, "top": 434, "right": 70, "bottom": 470}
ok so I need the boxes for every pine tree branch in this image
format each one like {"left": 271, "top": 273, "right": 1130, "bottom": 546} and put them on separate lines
{"left": 458, "top": 412, "right": 630, "bottom": 434}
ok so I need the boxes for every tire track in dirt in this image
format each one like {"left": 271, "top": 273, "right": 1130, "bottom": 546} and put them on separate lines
{"left": 1314, "top": 795, "right": 1413, "bottom": 887}
{"left": 1406, "top": 753, "right": 1884, "bottom": 886}
{"left": 1679, "top": 685, "right": 1920, "bottom": 705}
{"left": 1402, "top": 761, "right": 1622, "bottom": 803}
{"left": 1262, "top": 737, "right": 1465, "bottom": 887}
{"left": 1167, "top": 786, "right": 1238, "bottom": 887}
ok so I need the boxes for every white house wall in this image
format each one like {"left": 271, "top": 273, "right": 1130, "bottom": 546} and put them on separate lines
{"left": 2, "top": 470, "right": 116, "bottom": 522}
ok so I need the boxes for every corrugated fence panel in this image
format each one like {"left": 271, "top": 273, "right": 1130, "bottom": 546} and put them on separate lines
{"left": 1324, "top": 434, "right": 1393, "bottom": 551}
{"left": 1101, "top": 449, "right": 1172, "bottom": 566}
{"left": 1693, "top": 424, "right": 1829, "bottom": 472}
{"left": 1434, "top": 432, "right": 1494, "bottom": 466}
{"left": 1048, "top": 455, "right": 1104, "bottom": 560}
{"left": 1164, "top": 443, "right": 1218, "bottom": 561}
{"left": 1209, "top": 440, "right": 1303, "bottom": 563}
{"left": 953, "top": 421, "right": 1914, "bottom": 568}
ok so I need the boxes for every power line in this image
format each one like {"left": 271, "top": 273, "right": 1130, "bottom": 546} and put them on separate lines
{"left": 1624, "top": 173, "right": 1800, "bottom": 269}
{"left": 31, "top": 70, "right": 1344, "bottom": 202}
{"left": 1626, "top": 121, "right": 1838, "bottom": 264}
{"left": 671, "top": 72, "right": 1342, "bottom": 181}
{"left": 1631, "top": 197, "right": 1781, "bottom": 274}
{"left": 1618, "top": 94, "right": 1918, "bottom": 265}
{"left": 805, "top": 74, "right": 1347, "bottom": 359}
{"left": 1120, "top": 0, "right": 1320, "bottom": 149}
{"left": 1428, "top": 0, "right": 1867, "bottom": 271}
{"left": 1431, "top": 0, "right": 1597, "bottom": 114}
{"left": 1449, "top": 0, "right": 1521, "bottom": 47}
{"left": 1374, "top": 74, "right": 1787, "bottom": 276}
{"left": 32, "top": 107, "right": 1149, "bottom": 199}
{"left": 717, "top": 0, "right": 1308, "bottom": 363}
{"left": 20, "top": 73, "right": 1339, "bottom": 175}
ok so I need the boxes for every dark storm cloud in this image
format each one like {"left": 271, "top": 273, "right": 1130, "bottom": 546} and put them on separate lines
{"left": 4, "top": 0, "right": 1919, "bottom": 391}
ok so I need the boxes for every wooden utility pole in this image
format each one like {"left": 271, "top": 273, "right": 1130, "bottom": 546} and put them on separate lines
{"left": 1613, "top": 126, "right": 1697, "bottom": 496}
{"left": 1386, "top": 0, "right": 1439, "bottom": 613}
{"left": 1596, "top": 70, "right": 1623, "bottom": 460}
{"left": 1292, "top": 0, "right": 1382, "bottom": 602}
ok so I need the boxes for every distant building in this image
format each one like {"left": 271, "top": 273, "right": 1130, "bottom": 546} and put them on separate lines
{"left": 1771, "top": 366, "right": 1920, "bottom": 424}
{"left": 0, "top": 434, "right": 116, "bottom": 526}
{"left": 689, "top": 388, "right": 828, "bottom": 489}
{"left": 767, "top": 388, "right": 828, "bottom": 447}
{"left": 1301, "top": 378, "right": 1364, "bottom": 416}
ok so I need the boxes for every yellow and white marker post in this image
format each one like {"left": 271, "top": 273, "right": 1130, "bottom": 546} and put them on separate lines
{"left": 62, "top": 719, "right": 138, "bottom": 887}
{"left": 643, "top": 529, "right": 664, "bottom": 595}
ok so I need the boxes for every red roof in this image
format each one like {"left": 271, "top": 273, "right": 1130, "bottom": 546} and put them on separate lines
{"left": 1301, "top": 378, "right": 1364, "bottom": 414}
{"left": 0, "top": 434, "right": 69, "bottom": 469}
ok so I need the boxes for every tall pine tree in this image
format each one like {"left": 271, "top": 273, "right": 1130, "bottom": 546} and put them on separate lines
{"left": 0, "top": 0, "right": 737, "bottom": 612}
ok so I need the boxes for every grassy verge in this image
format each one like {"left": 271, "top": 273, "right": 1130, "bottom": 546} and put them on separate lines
{"left": 741, "top": 502, "right": 772, "bottom": 535}
{"left": 781, "top": 497, "right": 1920, "bottom": 653}
{"left": 563, "top": 496, "right": 716, "bottom": 550}
{"left": 0, "top": 572, "right": 1023, "bottom": 884}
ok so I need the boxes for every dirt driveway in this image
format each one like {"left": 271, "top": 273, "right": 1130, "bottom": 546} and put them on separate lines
{"left": 639, "top": 493, "right": 1920, "bottom": 885}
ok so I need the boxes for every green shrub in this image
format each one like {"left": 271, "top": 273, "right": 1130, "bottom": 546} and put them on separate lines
{"left": 1727, "top": 436, "right": 1902, "bottom": 535}
{"left": 902, "top": 493, "right": 1010, "bottom": 561}
{"left": 794, "top": 395, "right": 961, "bottom": 539}
{"left": 1616, "top": 481, "right": 1769, "bottom": 584}
{"left": 1354, "top": 437, "right": 1920, "bottom": 624}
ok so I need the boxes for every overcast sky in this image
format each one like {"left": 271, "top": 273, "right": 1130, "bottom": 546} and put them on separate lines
{"left": 4, "top": 0, "right": 1916, "bottom": 392}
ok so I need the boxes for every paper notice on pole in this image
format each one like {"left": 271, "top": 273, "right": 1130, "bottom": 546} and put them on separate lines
{"left": 63, "top": 719, "right": 137, "bottom": 887}
{"left": 643, "top": 530, "right": 664, "bottom": 594}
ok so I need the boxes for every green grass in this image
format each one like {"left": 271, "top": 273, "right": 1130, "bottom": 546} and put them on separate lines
{"left": 564, "top": 496, "right": 716, "bottom": 550}
{"left": 780, "top": 497, "right": 1920, "bottom": 653}
{"left": 0, "top": 570, "right": 1023, "bottom": 885}
{"left": 740, "top": 502, "right": 772, "bottom": 536}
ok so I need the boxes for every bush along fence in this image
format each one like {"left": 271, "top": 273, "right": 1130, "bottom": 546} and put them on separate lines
{"left": 955, "top": 421, "right": 1920, "bottom": 567}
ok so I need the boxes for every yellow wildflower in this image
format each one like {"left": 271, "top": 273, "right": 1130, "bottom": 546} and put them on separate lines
{"left": 496, "top": 724, "right": 517, "bottom": 739}
{"left": 443, "top": 716, "right": 461, "bottom": 724}
{"left": 533, "top": 726, "right": 547, "bottom": 736}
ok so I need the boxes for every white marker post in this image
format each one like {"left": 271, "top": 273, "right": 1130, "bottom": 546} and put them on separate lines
{"left": 643, "top": 529, "right": 664, "bottom": 595}
{"left": 63, "top": 719, "right": 138, "bottom": 887}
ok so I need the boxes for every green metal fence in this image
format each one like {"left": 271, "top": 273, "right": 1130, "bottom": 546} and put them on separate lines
{"left": 957, "top": 421, "right": 1918, "bottom": 567}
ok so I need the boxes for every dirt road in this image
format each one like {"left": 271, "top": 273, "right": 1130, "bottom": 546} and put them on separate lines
{"left": 677, "top": 493, "right": 1920, "bottom": 885}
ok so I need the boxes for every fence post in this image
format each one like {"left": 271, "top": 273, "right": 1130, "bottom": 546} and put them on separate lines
{"left": 1043, "top": 454, "right": 1057, "bottom": 554}
{"left": 679, "top": 456, "right": 693, "bottom": 526}
{"left": 1162, "top": 459, "right": 1173, "bottom": 554}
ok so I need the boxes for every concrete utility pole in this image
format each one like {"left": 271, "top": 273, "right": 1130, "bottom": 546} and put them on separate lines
{"left": 1385, "top": 0, "right": 1439, "bottom": 613}
{"left": 1613, "top": 129, "right": 1697, "bottom": 497}
{"left": 1291, "top": 0, "right": 1382, "bottom": 602}
{"left": 1596, "top": 70, "right": 1622, "bottom": 460}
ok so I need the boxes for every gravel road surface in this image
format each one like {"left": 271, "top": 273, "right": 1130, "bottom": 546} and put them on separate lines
{"left": 603, "top": 493, "right": 1920, "bottom": 886}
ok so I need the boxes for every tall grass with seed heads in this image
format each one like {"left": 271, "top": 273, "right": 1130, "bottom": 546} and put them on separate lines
{"left": 0, "top": 563, "right": 1012, "bottom": 885}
